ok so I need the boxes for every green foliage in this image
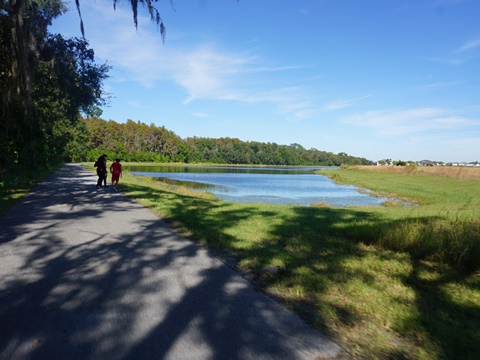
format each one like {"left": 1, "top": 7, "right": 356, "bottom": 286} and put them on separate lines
{"left": 79, "top": 118, "right": 373, "bottom": 166}
{"left": 34, "top": 34, "right": 110, "bottom": 119}
{"left": 32, "top": 34, "right": 110, "bottom": 163}
{"left": 0, "top": 0, "right": 109, "bottom": 177}
{"left": 64, "top": 118, "right": 90, "bottom": 162}
{"left": 0, "top": 163, "right": 60, "bottom": 216}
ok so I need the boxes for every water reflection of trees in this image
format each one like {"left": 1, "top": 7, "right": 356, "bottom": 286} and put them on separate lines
{"left": 125, "top": 165, "right": 331, "bottom": 175}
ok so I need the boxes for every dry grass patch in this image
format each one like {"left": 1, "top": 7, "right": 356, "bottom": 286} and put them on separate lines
{"left": 350, "top": 165, "right": 480, "bottom": 181}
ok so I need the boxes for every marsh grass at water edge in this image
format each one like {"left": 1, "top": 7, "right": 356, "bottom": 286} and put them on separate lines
{"left": 320, "top": 167, "right": 480, "bottom": 273}
{"left": 84, "top": 163, "right": 480, "bottom": 360}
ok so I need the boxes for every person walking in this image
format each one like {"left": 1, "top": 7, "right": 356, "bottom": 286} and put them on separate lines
{"left": 103, "top": 165, "right": 108, "bottom": 187}
{"left": 94, "top": 154, "right": 107, "bottom": 189}
{"left": 102, "top": 155, "right": 108, "bottom": 187}
{"left": 109, "top": 158, "right": 122, "bottom": 191}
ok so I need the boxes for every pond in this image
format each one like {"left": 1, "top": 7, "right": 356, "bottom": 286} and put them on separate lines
{"left": 127, "top": 165, "right": 389, "bottom": 207}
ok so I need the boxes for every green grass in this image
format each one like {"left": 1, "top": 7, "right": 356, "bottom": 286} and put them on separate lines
{"left": 319, "top": 168, "right": 480, "bottom": 273}
{"left": 3, "top": 163, "right": 479, "bottom": 359}
{"left": 101, "top": 164, "right": 479, "bottom": 360}
{"left": 0, "top": 164, "right": 61, "bottom": 216}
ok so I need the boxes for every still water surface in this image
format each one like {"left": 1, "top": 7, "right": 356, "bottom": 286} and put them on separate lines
{"left": 127, "top": 165, "right": 388, "bottom": 207}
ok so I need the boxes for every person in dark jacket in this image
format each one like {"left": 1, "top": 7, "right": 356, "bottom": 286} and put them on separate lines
{"left": 94, "top": 154, "right": 108, "bottom": 189}
{"left": 103, "top": 161, "right": 108, "bottom": 187}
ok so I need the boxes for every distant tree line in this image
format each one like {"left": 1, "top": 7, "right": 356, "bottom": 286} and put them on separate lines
{"left": 75, "top": 118, "right": 373, "bottom": 166}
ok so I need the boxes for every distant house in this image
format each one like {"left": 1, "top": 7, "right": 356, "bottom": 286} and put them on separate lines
{"left": 418, "top": 160, "right": 437, "bottom": 166}
{"left": 376, "top": 160, "right": 393, "bottom": 166}
{"left": 442, "top": 161, "right": 479, "bottom": 167}
{"left": 466, "top": 161, "right": 480, "bottom": 167}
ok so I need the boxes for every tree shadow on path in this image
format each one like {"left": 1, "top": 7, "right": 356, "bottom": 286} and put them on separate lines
{"left": 0, "top": 164, "right": 341, "bottom": 360}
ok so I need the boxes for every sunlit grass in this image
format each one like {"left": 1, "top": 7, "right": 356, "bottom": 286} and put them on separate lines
{"left": 79, "top": 163, "right": 480, "bottom": 360}
{"left": 319, "top": 167, "right": 480, "bottom": 273}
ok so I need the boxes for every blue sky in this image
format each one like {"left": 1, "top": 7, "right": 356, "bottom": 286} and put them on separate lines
{"left": 51, "top": 0, "right": 480, "bottom": 163}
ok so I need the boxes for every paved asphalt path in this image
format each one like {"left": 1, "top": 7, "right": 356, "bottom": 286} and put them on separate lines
{"left": 0, "top": 164, "right": 343, "bottom": 360}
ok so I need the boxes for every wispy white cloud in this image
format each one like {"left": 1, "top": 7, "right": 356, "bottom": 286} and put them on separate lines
{"left": 305, "top": 75, "right": 326, "bottom": 81}
{"left": 423, "top": 56, "right": 465, "bottom": 66}
{"left": 455, "top": 38, "right": 480, "bottom": 52}
{"left": 127, "top": 100, "right": 143, "bottom": 109}
{"left": 414, "top": 80, "right": 463, "bottom": 89}
{"left": 325, "top": 100, "right": 353, "bottom": 111}
{"left": 342, "top": 108, "right": 478, "bottom": 136}
{"left": 242, "top": 65, "right": 304, "bottom": 73}
{"left": 324, "top": 95, "right": 371, "bottom": 111}
{"left": 76, "top": 3, "right": 315, "bottom": 119}
{"left": 422, "top": 37, "right": 480, "bottom": 65}
{"left": 176, "top": 46, "right": 245, "bottom": 102}
{"left": 191, "top": 112, "right": 209, "bottom": 118}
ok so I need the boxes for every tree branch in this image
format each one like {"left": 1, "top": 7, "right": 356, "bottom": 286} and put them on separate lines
{"left": 0, "top": 0, "right": 15, "bottom": 14}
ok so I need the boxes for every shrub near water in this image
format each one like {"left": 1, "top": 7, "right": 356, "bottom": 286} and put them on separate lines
{"left": 374, "top": 216, "right": 480, "bottom": 272}
{"left": 321, "top": 166, "right": 480, "bottom": 274}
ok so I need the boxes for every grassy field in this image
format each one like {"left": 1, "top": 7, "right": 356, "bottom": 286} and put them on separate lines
{"left": 2, "top": 163, "right": 479, "bottom": 359}
{"left": 97, "top": 163, "right": 479, "bottom": 360}
{"left": 349, "top": 164, "right": 480, "bottom": 181}
{"left": 320, "top": 166, "right": 480, "bottom": 273}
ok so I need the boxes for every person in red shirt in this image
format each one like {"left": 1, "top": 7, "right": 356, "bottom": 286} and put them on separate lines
{"left": 110, "top": 159, "right": 122, "bottom": 191}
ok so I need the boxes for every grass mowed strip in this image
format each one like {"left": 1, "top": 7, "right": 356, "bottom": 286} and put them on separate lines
{"left": 94, "top": 164, "right": 479, "bottom": 360}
